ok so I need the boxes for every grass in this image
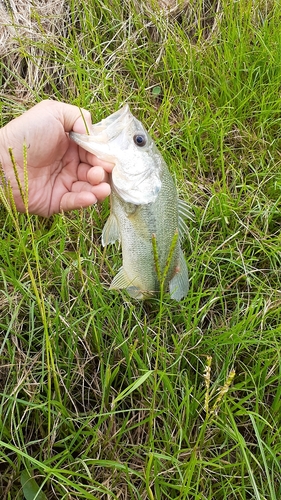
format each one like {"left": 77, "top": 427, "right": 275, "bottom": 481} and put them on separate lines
{"left": 1, "top": 0, "right": 281, "bottom": 498}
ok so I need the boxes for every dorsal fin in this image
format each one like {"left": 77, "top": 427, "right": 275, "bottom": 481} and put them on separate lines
{"left": 178, "top": 199, "right": 194, "bottom": 239}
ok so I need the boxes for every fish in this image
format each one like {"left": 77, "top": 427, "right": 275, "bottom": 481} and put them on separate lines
{"left": 70, "top": 104, "right": 190, "bottom": 301}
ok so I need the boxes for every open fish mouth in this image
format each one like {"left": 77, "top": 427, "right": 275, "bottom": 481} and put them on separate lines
{"left": 91, "top": 104, "right": 132, "bottom": 138}
{"left": 70, "top": 104, "right": 134, "bottom": 160}
{"left": 91, "top": 104, "right": 131, "bottom": 135}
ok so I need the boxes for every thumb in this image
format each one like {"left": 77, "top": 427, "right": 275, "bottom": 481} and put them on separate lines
{"left": 58, "top": 102, "right": 93, "bottom": 134}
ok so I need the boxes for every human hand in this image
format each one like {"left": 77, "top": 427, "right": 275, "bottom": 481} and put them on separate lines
{"left": 0, "top": 100, "right": 114, "bottom": 217}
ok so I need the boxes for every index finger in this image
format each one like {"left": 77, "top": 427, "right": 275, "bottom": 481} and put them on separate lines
{"left": 79, "top": 148, "right": 115, "bottom": 173}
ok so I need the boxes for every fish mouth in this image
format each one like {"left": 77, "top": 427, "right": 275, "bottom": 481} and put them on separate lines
{"left": 92, "top": 104, "right": 130, "bottom": 132}
{"left": 70, "top": 104, "right": 133, "bottom": 161}
{"left": 89, "top": 104, "right": 133, "bottom": 143}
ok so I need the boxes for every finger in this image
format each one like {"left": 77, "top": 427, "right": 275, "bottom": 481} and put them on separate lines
{"left": 55, "top": 102, "right": 93, "bottom": 134}
{"left": 64, "top": 142, "right": 114, "bottom": 174}
{"left": 60, "top": 191, "right": 98, "bottom": 213}
{"left": 33, "top": 100, "right": 93, "bottom": 134}
{"left": 59, "top": 183, "right": 111, "bottom": 213}
{"left": 90, "top": 182, "right": 111, "bottom": 201}
{"left": 76, "top": 164, "right": 109, "bottom": 184}
{"left": 82, "top": 150, "right": 115, "bottom": 172}
{"left": 71, "top": 180, "right": 111, "bottom": 200}
{"left": 87, "top": 165, "right": 108, "bottom": 185}
{"left": 73, "top": 111, "right": 92, "bottom": 134}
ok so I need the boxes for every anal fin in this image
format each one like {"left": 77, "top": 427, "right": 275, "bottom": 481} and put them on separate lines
{"left": 110, "top": 267, "right": 148, "bottom": 299}
{"left": 110, "top": 266, "right": 131, "bottom": 290}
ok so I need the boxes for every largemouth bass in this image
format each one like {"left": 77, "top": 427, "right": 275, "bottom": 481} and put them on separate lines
{"left": 70, "top": 104, "right": 190, "bottom": 301}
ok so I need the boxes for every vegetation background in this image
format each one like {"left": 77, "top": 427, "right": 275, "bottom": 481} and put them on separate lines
{"left": 0, "top": 0, "right": 281, "bottom": 498}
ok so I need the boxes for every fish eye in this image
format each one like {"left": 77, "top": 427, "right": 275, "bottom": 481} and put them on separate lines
{"left": 133, "top": 134, "right": 147, "bottom": 147}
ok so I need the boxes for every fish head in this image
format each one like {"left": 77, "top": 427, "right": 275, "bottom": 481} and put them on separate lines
{"left": 70, "top": 104, "right": 162, "bottom": 204}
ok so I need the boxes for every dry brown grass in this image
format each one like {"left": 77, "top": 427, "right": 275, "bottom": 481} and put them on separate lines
{"left": 0, "top": 0, "right": 67, "bottom": 103}
{"left": 0, "top": 0, "right": 221, "bottom": 107}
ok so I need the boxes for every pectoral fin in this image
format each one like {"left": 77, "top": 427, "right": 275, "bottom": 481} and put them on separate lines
{"left": 169, "top": 250, "right": 189, "bottom": 301}
{"left": 102, "top": 214, "right": 120, "bottom": 246}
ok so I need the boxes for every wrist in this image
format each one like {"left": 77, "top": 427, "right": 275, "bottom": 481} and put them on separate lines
{"left": 0, "top": 126, "right": 26, "bottom": 213}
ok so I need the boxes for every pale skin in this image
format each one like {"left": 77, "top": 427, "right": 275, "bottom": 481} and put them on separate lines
{"left": 0, "top": 100, "right": 114, "bottom": 217}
